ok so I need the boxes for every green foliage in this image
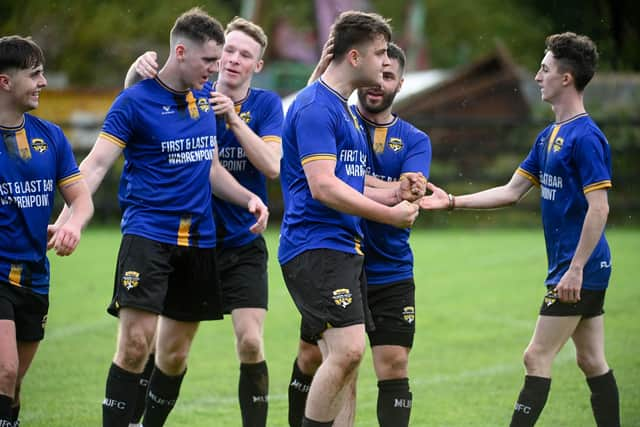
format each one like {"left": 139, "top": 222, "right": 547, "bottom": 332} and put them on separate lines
{"left": 23, "top": 228, "right": 640, "bottom": 425}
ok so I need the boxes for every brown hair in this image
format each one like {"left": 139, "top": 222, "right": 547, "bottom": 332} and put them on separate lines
{"left": 331, "top": 11, "right": 392, "bottom": 60}
{"left": 545, "top": 32, "right": 598, "bottom": 91}
{"left": 0, "top": 35, "right": 45, "bottom": 73}
{"left": 226, "top": 17, "right": 268, "bottom": 58}
{"left": 170, "top": 7, "right": 225, "bottom": 47}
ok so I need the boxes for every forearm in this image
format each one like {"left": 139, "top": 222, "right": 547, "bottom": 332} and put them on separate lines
{"left": 211, "top": 163, "right": 256, "bottom": 208}
{"left": 364, "top": 185, "right": 399, "bottom": 206}
{"left": 227, "top": 116, "right": 281, "bottom": 179}
{"left": 314, "top": 177, "right": 394, "bottom": 225}
{"left": 64, "top": 182, "right": 94, "bottom": 230}
{"left": 570, "top": 199, "right": 609, "bottom": 270}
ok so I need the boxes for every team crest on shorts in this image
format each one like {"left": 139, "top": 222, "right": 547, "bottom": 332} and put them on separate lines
{"left": 332, "top": 288, "right": 353, "bottom": 308}
{"left": 402, "top": 306, "right": 415, "bottom": 323}
{"left": 544, "top": 289, "right": 558, "bottom": 306}
{"left": 122, "top": 271, "right": 141, "bottom": 290}
{"left": 41, "top": 314, "right": 48, "bottom": 329}
{"left": 31, "top": 138, "right": 48, "bottom": 153}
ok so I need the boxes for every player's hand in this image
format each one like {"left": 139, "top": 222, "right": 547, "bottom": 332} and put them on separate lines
{"left": 555, "top": 266, "right": 582, "bottom": 303}
{"left": 47, "top": 224, "right": 59, "bottom": 250}
{"left": 308, "top": 35, "right": 335, "bottom": 84}
{"left": 418, "top": 182, "right": 450, "bottom": 210}
{"left": 398, "top": 172, "right": 427, "bottom": 202}
{"left": 389, "top": 200, "right": 419, "bottom": 229}
{"left": 49, "top": 222, "right": 82, "bottom": 256}
{"left": 209, "top": 91, "right": 236, "bottom": 119}
{"left": 248, "top": 196, "right": 269, "bottom": 234}
{"left": 135, "top": 51, "right": 158, "bottom": 79}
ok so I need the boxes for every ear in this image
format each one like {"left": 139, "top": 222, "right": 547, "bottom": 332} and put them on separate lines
{"left": 254, "top": 59, "right": 264, "bottom": 73}
{"left": 347, "top": 48, "right": 360, "bottom": 67}
{"left": 562, "top": 72, "right": 573, "bottom": 87}
{"left": 175, "top": 43, "right": 186, "bottom": 61}
{"left": 0, "top": 74, "right": 11, "bottom": 91}
{"left": 397, "top": 76, "right": 405, "bottom": 92}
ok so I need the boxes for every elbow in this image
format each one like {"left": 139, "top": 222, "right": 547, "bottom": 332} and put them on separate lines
{"left": 308, "top": 181, "right": 332, "bottom": 204}
{"left": 265, "top": 165, "right": 280, "bottom": 180}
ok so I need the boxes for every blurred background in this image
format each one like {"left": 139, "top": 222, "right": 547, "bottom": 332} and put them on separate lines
{"left": 2, "top": 0, "right": 638, "bottom": 227}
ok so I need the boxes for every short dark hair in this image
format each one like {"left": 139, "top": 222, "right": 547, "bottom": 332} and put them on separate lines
{"left": 226, "top": 17, "right": 268, "bottom": 58}
{"left": 0, "top": 35, "right": 45, "bottom": 73}
{"left": 331, "top": 11, "right": 392, "bottom": 60}
{"left": 545, "top": 32, "right": 598, "bottom": 92}
{"left": 387, "top": 42, "right": 406, "bottom": 73}
{"left": 170, "top": 7, "right": 225, "bottom": 47}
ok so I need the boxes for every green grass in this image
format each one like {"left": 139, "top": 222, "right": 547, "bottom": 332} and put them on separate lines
{"left": 21, "top": 227, "right": 639, "bottom": 426}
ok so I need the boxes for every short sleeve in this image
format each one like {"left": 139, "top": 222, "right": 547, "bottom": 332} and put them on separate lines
{"left": 574, "top": 130, "right": 612, "bottom": 193}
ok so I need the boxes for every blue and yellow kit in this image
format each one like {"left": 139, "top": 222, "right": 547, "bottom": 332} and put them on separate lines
{"left": 213, "top": 86, "right": 283, "bottom": 247}
{"left": 518, "top": 114, "right": 612, "bottom": 290}
{"left": 279, "top": 79, "right": 368, "bottom": 265}
{"left": 354, "top": 107, "right": 432, "bottom": 285}
{"left": 0, "top": 114, "right": 81, "bottom": 294}
{"left": 101, "top": 78, "right": 218, "bottom": 248}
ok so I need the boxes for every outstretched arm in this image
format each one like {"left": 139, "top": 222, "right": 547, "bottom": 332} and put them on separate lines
{"left": 419, "top": 169, "right": 534, "bottom": 211}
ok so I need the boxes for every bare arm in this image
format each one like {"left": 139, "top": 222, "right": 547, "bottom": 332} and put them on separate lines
{"left": 210, "top": 92, "right": 282, "bottom": 179}
{"left": 124, "top": 51, "right": 158, "bottom": 88}
{"left": 209, "top": 154, "right": 269, "bottom": 234}
{"left": 304, "top": 159, "right": 418, "bottom": 228}
{"left": 555, "top": 189, "right": 609, "bottom": 303}
{"left": 52, "top": 136, "right": 123, "bottom": 227}
{"left": 307, "top": 36, "right": 334, "bottom": 85}
{"left": 48, "top": 179, "right": 94, "bottom": 256}
{"left": 420, "top": 169, "right": 533, "bottom": 210}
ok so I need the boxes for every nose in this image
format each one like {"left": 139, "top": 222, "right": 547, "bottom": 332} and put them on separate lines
{"left": 39, "top": 73, "right": 48, "bottom": 88}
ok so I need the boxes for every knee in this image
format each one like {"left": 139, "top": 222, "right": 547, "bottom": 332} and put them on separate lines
{"left": 576, "top": 352, "right": 607, "bottom": 377}
{"left": 522, "top": 345, "right": 550, "bottom": 373}
{"left": 0, "top": 360, "right": 18, "bottom": 393}
{"left": 158, "top": 346, "right": 190, "bottom": 373}
{"left": 377, "top": 354, "right": 408, "bottom": 379}
{"left": 335, "top": 343, "right": 365, "bottom": 373}
{"left": 237, "top": 332, "right": 263, "bottom": 363}
{"left": 116, "top": 334, "right": 151, "bottom": 371}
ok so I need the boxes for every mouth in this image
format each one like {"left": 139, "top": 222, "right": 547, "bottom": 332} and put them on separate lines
{"left": 224, "top": 68, "right": 240, "bottom": 77}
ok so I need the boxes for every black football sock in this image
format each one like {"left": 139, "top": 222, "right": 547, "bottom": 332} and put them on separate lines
{"left": 239, "top": 361, "right": 269, "bottom": 427}
{"left": 301, "top": 416, "right": 333, "bottom": 427}
{"left": 102, "top": 363, "right": 140, "bottom": 427}
{"left": 587, "top": 370, "right": 620, "bottom": 427}
{"left": 141, "top": 367, "right": 185, "bottom": 427}
{"left": 377, "top": 378, "right": 412, "bottom": 427}
{"left": 288, "top": 358, "right": 314, "bottom": 427}
{"left": 131, "top": 353, "right": 155, "bottom": 423}
{"left": 0, "top": 394, "right": 12, "bottom": 427}
{"left": 10, "top": 402, "right": 19, "bottom": 426}
{"left": 509, "top": 375, "right": 551, "bottom": 427}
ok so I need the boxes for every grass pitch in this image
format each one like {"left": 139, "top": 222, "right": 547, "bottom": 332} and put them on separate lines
{"left": 22, "top": 227, "right": 639, "bottom": 426}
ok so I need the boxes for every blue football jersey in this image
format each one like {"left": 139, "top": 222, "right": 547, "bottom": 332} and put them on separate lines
{"left": 279, "top": 80, "right": 368, "bottom": 265}
{"left": 213, "top": 86, "right": 283, "bottom": 247}
{"left": 101, "top": 78, "right": 218, "bottom": 248}
{"left": 0, "top": 114, "right": 81, "bottom": 294}
{"left": 354, "top": 107, "right": 432, "bottom": 285}
{"left": 518, "top": 114, "right": 612, "bottom": 289}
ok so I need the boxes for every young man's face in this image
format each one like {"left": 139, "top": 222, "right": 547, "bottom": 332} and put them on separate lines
{"left": 534, "top": 51, "right": 567, "bottom": 103}
{"left": 4, "top": 64, "right": 47, "bottom": 112}
{"left": 181, "top": 39, "right": 222, "bottom": 90}
{"left": 218, "top": 30, "right": 263, "bottom": 89}
{"left": 355, "top": 34, "right": 390, "bottom": 88}
{"left": 357, "top": 57, "right": 403, "bottom": 115}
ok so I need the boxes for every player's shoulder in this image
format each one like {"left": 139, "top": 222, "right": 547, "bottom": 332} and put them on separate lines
{"left": 396, "top": 116, "right": 430, "bottom": 142}
{"left": 24, "top": 113, "right": 64, "bottom": 137}
{"left": 290, "top": 82, "right": 333, "bottom": 116}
